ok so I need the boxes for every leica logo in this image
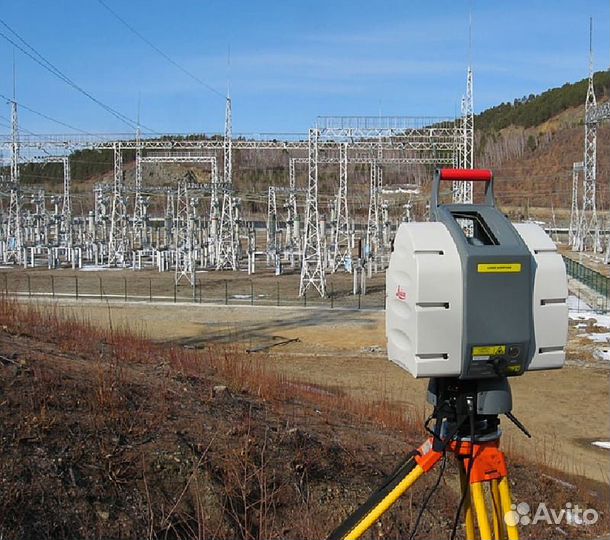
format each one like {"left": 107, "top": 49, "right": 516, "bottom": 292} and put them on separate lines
{"left": 395, "top": 285, "right": 407, "bottom": 301}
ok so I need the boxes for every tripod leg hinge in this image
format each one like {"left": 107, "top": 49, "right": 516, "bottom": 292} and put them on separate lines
{"left": 464, "top": 443, "right": 508, "bottom": 484}
{"left": 414, "top": 437, "right": 444, "bottom": 472}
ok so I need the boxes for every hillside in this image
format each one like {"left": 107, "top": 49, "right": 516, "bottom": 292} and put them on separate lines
{"left": 7, "top": 71, "right": 610, "bottom": 220}
{"left": 0, "top": 298, "right": 607, "bottom": 539}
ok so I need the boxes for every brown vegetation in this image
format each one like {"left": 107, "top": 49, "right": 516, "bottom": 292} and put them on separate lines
{"left": 0, "top": 297, "right": 607, "bottom": 539}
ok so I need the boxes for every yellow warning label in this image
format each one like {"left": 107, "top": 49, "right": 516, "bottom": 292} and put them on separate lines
{"left": 477, "top": 263, "right": 522, "bottom": 273}
{"left": 472, "top": 345, "right": 506, "bottom": 356}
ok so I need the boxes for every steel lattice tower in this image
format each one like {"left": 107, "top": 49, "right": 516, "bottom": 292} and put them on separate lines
{"left": 45, "top": 156, "right": 72, "bottom": 248}
{"left": 174, "top": 181, "right": 195, "bottom": 285}
{"left": 366, "top": 161, "right": 383, "bottom": 261}
{"left": 133, "top": 126, "right": 148, "bottom": 248}
{"left": 332, "top": 142, "right": 351, "bottom": 271}
{"left": 299, "top": 128, "right": 325, "bottom": 297}
{"left": 216, "top": 96, "right": 239, "bottom": 270}
{"left": 266, "top": 185, "right": 278, "bottom": 264}
{"left": 569, "top": 161, "right": 584, "bottom": 248}
{"left": 453, "top": 66, "right": 474, "bottom": 203}
{"left": 6, "top": 100, "right": 22, "bottom": 264}
{"left": 286, "top": 157, "right": 299, "bottom": 257}
{"left": 578, "top": 25, "right": 601, "bottom": 252}
{"left": 108, "top": 142, "right": 128, "bottom": 265}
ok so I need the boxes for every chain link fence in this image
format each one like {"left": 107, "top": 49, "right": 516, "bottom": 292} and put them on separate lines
{"left": 0, "top": 271, "right": 387, "bottom": 311}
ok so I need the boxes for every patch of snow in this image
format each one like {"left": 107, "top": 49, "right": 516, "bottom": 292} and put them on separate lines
{"left": 80, "top": 265, "right": 123, "bottom": 272}
{"left": 232, "top": 294, "right": 251, "bottom": 299}
{"left": 594, "top": 349, "right": 610, "bottom": 361}
{"left": 587, "top": 332, "right": 610, "bottom": 343}
{"left": 567, "top": 295, "right": 593, "bottom": 313}
{"left": 592, "top": 441, "right": 610, "bottom": 450}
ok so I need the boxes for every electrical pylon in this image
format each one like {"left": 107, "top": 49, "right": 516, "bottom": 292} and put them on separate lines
{"left": 5, "top": 99, "right": 22, "bottom": 264}
{"left": 578, "top": 23, "right": 601, "bottom": 252}
{"left": 45, "top": 156, "right": 72, "bottom": 248}
{"left": 216, "top": 96, "right": 239, "bottom": 270}
{"left": 453, "top": 66, "right": 474, "bottom": 203}
{"left": 108, "top": 142, "right": 128, "bottom": 266}
{"left": 266, "top": 185, "right": 278, "bottom": 264}
{"left": 133, "top": 126, "right": 148, "bottom": 248}
{"left": 285, "top": 157, "right": 300, "bottom": 258}
{"left": 299, "top": 128, "right": 325, "bottom": 297}
{"left": 366, "top": 161, "right": 383, "bottom": 261}
{"left": 569, "top": 161, "right": 583, "bottom": 248}
{"left": 174, "top": 181, "right": 195, "bottom": 285}
{"left": 332, "top": 142, "right": 351, "bottom": 271}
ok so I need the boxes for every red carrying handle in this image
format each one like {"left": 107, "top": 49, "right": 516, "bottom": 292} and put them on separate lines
{"left": 438, "top": 168, "right": 493, "bottom": 182}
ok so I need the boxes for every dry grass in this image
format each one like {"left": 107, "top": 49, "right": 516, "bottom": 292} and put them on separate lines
{"left": 0, "top": 295, "right": 607, "bottom": 540}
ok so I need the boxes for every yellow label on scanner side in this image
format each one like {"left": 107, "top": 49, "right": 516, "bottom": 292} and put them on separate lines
{"left": 477, "top": 263, "right": 522, "bottom": 273}
{"left": 472, "top": 345, "right": 506, "bottom": 356}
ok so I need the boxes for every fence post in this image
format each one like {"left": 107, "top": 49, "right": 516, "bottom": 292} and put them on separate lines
{"left": 331, "top": 282, "right": 334, "bottom": 309}
{"left": 149, "top": 279, "right": 152, "bottom": 302}
{"left": 358, "top": 290, "right": 361, "bottom": 310}
{"left": 124, "top": 277, "right": 127, "bottom": 302}
{"left": 4, "top": 273, "right": 7, "bottom": 295}
{"left": 51, "top": 275, "right": 55, "bottom": 298}
{"left": 192, "top": 280, "right": 196, "bottom": 303}
{"left": 27, "top": 274, "right": 31, "bottom": 298}
{"left": 250, "top": 280, "right": 254, "bottom": 306}
{"left": 99, "top": 276, "right": 103, "bottom": 301}
{"left": 224, "top": 280, "right": 228, "bottom": 305}
{"left": 303, "top": 291, "right": 307, "bottom": 307}
{"left": 198, "top": 279, "right": 202, "bottom": 303}
{"left": 174, "top": 281, "right": 177, "bottom": 303}
{"left": 276, "top": 282, "right": 280, "bottom": 306}
{"left": 75, "top": 276, "right": 79, "bottom": 300}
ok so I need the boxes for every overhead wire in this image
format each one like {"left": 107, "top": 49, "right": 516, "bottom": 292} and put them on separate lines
{"left": 0, "top": 17, "right": 158, "bottom": 133}
{"left": 0, "top": 94, "right": 91, "bottom": 134}
{"left": 95, "top": 0, "right": 226, "bottom": 100}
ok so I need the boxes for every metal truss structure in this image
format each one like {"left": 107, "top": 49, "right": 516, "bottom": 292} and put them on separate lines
{"left": 1, "top": 96, "right": 466, "bottom": 298}
{"left": 568, "top": 161, "right": 583, "bottom": 247}
{"left": 571, "top": 33, "right": 610, "bottom": 254}
{"left": 453, "top": 66, "right": 474, "bottom": 203}
{"left": 299, "top": 128, "right": 325, "bottom": 297}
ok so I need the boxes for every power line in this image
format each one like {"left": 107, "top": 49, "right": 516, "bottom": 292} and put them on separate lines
{"left": 96, "top": 0, "right": 225, "bottom": 100}
{"left": 0, "top": 94, "right": 90, "bottom": 134}
{"left": 0, "top": 17, "right": 158, "bottom": 133}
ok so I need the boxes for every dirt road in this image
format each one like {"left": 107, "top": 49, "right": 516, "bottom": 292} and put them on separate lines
{"left": 28, "top": 298, "right": 610, "bottom": 484}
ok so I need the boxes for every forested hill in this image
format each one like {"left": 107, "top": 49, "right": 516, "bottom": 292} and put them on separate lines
{"left": 475, "top": 70, "right": 610, "bottom": 131}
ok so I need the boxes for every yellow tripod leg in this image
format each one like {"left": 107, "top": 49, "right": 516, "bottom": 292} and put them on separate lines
{"left": 471, "top": 481, "right": 493, "bottom": 540}
{"left": 459, "top": 462, "right": 476, "bottom": 540}
{"left": 498, "top": 477, "right": 519, "bottom": 540}
{"left": 344, "top": 464, "right": 425, "bottom": 540}
{"left": 490, "top": 479, "right": 505, "bottom": 540}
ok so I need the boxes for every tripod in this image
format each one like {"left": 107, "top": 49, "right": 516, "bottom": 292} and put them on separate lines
{"left": 328, "top": 378, "right": 526, "bottom": 540}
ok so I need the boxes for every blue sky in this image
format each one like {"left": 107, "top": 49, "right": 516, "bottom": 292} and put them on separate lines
{"left": 0, "top": 1, "right": 608, "bottom": 135}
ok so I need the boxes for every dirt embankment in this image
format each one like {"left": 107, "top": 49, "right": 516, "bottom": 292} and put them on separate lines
{"left": 0, "top": 299, "right": 607, "bottom": 539}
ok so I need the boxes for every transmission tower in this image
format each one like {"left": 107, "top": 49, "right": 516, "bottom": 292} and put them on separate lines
{"left": 366, "top": 161, "right": 383, "bottom": 261}
{"left": 569, "top": 161, "right": 583, "bottom": 248}
{"left": 266, "top": 185, "right": 278, "bottom": 264}
{"left": 133, "top": 126, "right": 148, "bottom": 248}
{"left": 453, "top": 66, "right": 474, "bottom": 203}
{"left": 578, "top": 21, "right": 601, "bottom": 252}
{"left": 6, "top": 100, "right": 22, "bottom": 264}
{"left": 174, "top": 181, "right": 195, "bottom": 285}
{"left": 332, "top": 142, "right": 351, "bottom": 271}
{"left": 108, "top": 142, "right": 128, "bottom": 265}
{"left": 299, "top": 128, "right": 325, "bottom": 297}
{"left": 285, "top": 158, "right": 300, "bottom": 260}
{"left": 45, "top": 156, "right": 72, "bottom": 248}
{"left": 216, "top": 96, "right": 239, "bottom": 270}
